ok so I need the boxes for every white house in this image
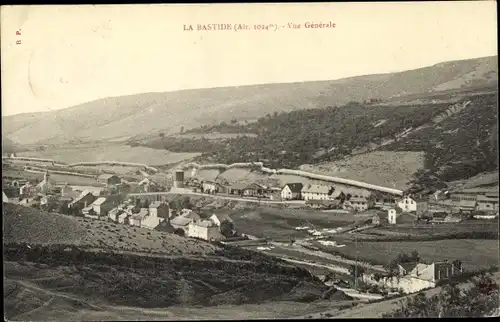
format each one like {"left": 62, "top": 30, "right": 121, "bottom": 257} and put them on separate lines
{"left": 369, "top": 261, "right": 462, "bottom": 294}
{"left": 202, "top": 181, "right": 219, "bottom": 194}
{"left": 149, "top": 201, "right": 170, "bottom": 220}
{"left": 19, "top": 182, "right": 35, "bottom": 197}
{"left": 281, "top": 183, "right": 303, "bottom": 200}
{"left": 388, "top": 207, "right": 403, "bottom": 224}
{"left": 301, "top": 184, "right": 335, "bottom": 201}
{"left": 3, "top": 191, "right": 9, "bottom": 203}
{"left": 36, "top": 171, "right": 54, "bottom": 194}
{"left": 118, "top": 212, "right": 129, "bottom": 224}
{"left": 397, "top": 196, "right": 417, "bottom": 213}
{"left": 187, "top": 220, "right": 224, "bottom": 241}
{"left": 129, "top": 209, "right": 149, "bottom": 227}
{"left": 345, "top": 196, "right": 374, "bottom": 212}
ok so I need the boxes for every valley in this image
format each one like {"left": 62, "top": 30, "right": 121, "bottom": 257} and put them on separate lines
{"left": 2, "top": 54, "right": 498, "bottom": 320}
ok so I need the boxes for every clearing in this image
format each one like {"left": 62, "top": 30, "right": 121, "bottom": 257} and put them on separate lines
{"left": 300, "top": 151, "right": 425, "bottom": 191}
{"left": 17, "top": 143, "right": 199, "bottom": 166}
{"left": 321, "top": 238, "right": 498, "bottom": 271}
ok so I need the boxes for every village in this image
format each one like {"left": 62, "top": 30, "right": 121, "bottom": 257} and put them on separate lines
{"left": 2, "top": 162, "right": 499, "bottom": 298}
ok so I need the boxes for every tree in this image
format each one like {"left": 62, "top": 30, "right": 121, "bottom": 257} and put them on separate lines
{"left": 349, "top": 264, "right": 366, "bottom": 282}
{"left": 220, "top": 220, "right": 235, "bottom": 238}
{"left": 174, "top": 228, "right": 185, "bottom": 236}
{"left": 159, "top": 132, "right": 165, "bottom": 139}
{"left": 59, "top": 201, "right": 70, "bottom": 215}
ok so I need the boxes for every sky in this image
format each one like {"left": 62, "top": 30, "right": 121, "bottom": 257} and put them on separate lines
{"left": 1, "top": 2, "right": 497, "bottom": 116}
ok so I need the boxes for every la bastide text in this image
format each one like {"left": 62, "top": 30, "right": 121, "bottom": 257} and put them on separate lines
{"left": 183, "top": 22, "right": 336, "bottom": 32}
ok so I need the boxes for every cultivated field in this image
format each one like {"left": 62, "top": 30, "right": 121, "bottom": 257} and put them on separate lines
{"left": 17, "top": 143, "right": 199, "bottom": 166}
{"left": 321, "top": 238, "right": 498, "bottom": 271}
{"left": 300, "top": 151, "right": 425, "bottom": 191}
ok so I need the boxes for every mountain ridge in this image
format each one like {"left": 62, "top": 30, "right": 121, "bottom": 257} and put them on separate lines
{"left": 3, "top": 55, "right": 497, "bottom": 145}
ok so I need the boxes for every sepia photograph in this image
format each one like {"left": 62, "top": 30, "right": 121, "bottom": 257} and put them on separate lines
{"left": 1, "top": 2, "right": 499, "bottom": 320}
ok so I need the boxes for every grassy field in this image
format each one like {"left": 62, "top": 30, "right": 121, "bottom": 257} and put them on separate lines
{"left": 300, "top": 151, "right": 425, "bottom": 191}
{"left": 228, "top": 207, "right": 364, "bottom": 239}
{"left": 4, "top": 203, "right": 355, "bottom": 320}
{"left": 3, "top": 203, "right": 217, "bottom": 255}
{"left": 3, "top": 169, "right": 100, "bottom": 186}
{"left": 321, "top": 238, "right": 498, "bottom": 271}
{"left": 364, "top": 221, "right": 499, "bottom": 239}
{"left": 17, "top": 143, "right": 199, "bottom": 166}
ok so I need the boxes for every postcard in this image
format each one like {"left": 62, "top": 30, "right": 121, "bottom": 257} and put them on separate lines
{"left": 1, "top": 2, "right": 498, "bottom": 320}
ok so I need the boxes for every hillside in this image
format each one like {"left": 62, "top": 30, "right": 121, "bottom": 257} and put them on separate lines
{"left": 3, "top": 56, "right": 497, "bottom": 145}
{"left": 3, "top": 203, "right": 346, "bottom": 320}
{"left": 137, "top": 90, "right": 498, "bottom": 187}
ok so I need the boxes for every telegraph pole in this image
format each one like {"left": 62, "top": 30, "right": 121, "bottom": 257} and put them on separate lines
{"left": 354, "top": 233, "right": 358, "bottom": 290}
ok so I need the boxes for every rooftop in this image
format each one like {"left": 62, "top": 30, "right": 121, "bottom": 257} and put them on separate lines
{"left": 477, "top": 195, "right": 499, "bottom": 203}
{"left": 192, "top": 220, "right": 216, "bottom": 228}
{"left": 170, "top": 216, "right": 193, "bottom": 226}
{"left": 302, "top": 184, "right": 333, "bottom": 195}
{"left": 92, "top": 197, "right": 107, "bottom": 206}
{"left": 98, "top": 174, "right": 119, "bottom": 180}
{"left": 284, "top": 183, "right": 303, "bottom": 193}
{"left": 149, "top": 201, "right": 166, "bottom": 208}
{"left": 132, "top": 209, "right": 149, "bottom": 220}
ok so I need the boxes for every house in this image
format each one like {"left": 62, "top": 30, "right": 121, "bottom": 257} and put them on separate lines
{"left": 129, "top": 209, "right": 149, "bottom": 227}
{"left": 474, "top": 213, "right": 499, "bottom": 220}
{"left": 3, "top": 191, "right": 9, "bottom": 203}
{"left": 3, "top": 188, "right": 19, "bottom": 204}
{"left": 444, "top": 214, "right": 462, "bottom": 223}
{"left": 180, "top": 209, "right": 201, "bottom": 221}
{"left": 35, "top": 171, "right": 54, "bottom": 194}
{"left": 281, "top": 183, "right": 304, "bottom": 200}
{"left": 243, "top": 183, "right": 267, "bottom": 197}
{"left": 202, "top": 181, "right": 220, "bottom": 194}
{"left": 372, "top": 260, "right": 462, "bottom": 294}
{"left": 345, "top": 196, "right": 374, "bottom": 212}
{"left": 19, "top": 182, "right": 35, "bottom": 198}
{"left": 138, "top": 178, "right": 151, "bottom": 192}
{"left": 187, "top": 220, "right": 224, "bottom": 241}
{"left": 88, "top": 197, "right": 117, "bottom": 217}
{"left": 118, "top": 212, "right": 129, "bottom": 224}
{"left": 227, "top": 183, "right": 248, "bottom": 196}
{"left": 397, "top": 196, "right": 417, "bottom": 213}
{"left": 170, "top": 215, "right": 195, "bottom": 233}
{"left": 301, "top": 184, "right": 335, "bottom": 201}
{"left": 452, "top": 199, "right": 477, "bottom": 213}
{"left": 97, "top": 174, "right": 121, "bottom": 186}
{"left": 415, "top": 198, "right": 429, "bottom": 218}
{"left": 149, "top": 201, "right": 171, "bottom": 220}
{"left": 108, "top": 207, "right": 122, "bottom": 222}
{"left": 18, "top": 198, "right": 39, "bottom": 208}
{"left": 476, "top": 195, "right": 499, "bottom": 212}
{"left": 388, "top": 207, "right": 403, "bottom": 224}
{"left": 209, "top": 213, "right": 233, "bottom": 227}
{"left": 68, "top": 191, "right": 97, "bottom": 211}
{"left": 60, "top": 184, "right": 74, "bottom": 196}
{"left": 430, "top": 212, "right": 449, "bottom": 223}
{"left": 306, "top": 199, "right": 341, "bottom": 210}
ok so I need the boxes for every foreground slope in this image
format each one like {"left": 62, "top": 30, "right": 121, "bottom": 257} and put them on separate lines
{"left": 3, "top": 204, "right": 347, "bottom": 320}
{"left": 3, "top": 56, "right": 497, "bottom": 145}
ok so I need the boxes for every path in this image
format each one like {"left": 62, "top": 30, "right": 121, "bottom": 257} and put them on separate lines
{"left": 128, "top": 190, "right": 305, "bottom": 205}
